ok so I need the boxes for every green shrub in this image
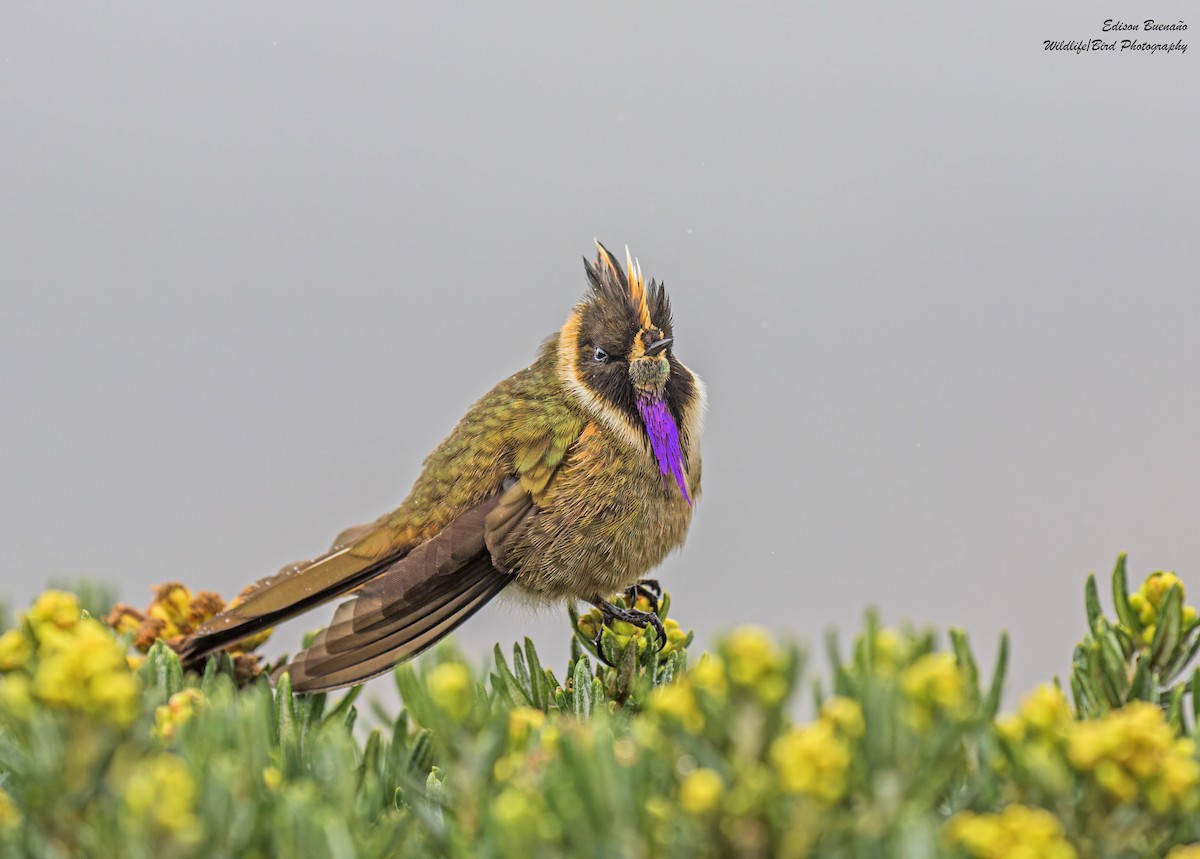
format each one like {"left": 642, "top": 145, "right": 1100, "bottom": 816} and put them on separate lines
{"left": 1, "top": 555, "right": 1199, "bottom": 858}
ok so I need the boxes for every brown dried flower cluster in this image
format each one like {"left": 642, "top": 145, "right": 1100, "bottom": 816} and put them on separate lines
{"left": 104, "top": 582, "right": 271, "bottom": 684}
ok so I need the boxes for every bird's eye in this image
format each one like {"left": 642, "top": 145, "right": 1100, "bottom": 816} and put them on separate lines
{"left": 592, "top": 346, "right": 609, "bottom": 363}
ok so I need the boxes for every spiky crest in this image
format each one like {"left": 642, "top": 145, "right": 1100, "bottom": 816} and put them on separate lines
{"left": 584, "top": 241, "right": 655, "bottom": 333}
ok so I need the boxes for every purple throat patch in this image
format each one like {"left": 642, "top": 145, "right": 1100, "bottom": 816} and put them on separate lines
{"left": 636, "top": 395, "right": 692, "bottom": 506}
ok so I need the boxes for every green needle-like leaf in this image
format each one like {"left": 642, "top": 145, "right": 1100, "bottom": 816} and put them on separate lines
{"left": 493, "top": 643, "right": 533, "bottom": 707}
{"left": 1085, "top": 573, "right": 1105, "bottom": 636}
{"left": 322, "top": 685, "right": 362, "bottom": 729}
{"left": 1151, "top": 584, "right": 1184, "bottom": 670}
{"left": 571, "top": 656, "right": 593, "bottom": 720}
{"left": 1111, "top": 553, "right": 1140, "bottom": 635}
{"left": 982, "top": 632, "right": 1009, "bottom": 719}
{"left": 523, "top": 637, "right": 545, "bottom": 710}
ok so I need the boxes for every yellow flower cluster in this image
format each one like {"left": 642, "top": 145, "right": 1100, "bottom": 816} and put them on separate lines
{"left": 690, "top": 653, "right": 728, "bottom": 698}
{"left": 0, "top": 591, "right": 140, "bottom": 728}
{"left": 262, "top": 765, "right": 283, "bottom": 791}
{"left": 900, "top": 652, "right": 969, "bottom": 730}
{"left": 35, "top": 620, "right": 140, "bottom": 727}
{"left": 427, "top": 662, "right": 473, "bottom": 721}
{"left": 770, "top": 697, "right": 864, "bottom": 805}
{"left": 1067, "top": 701, "right": 1199, "bottom": 811}
{"left": 153, "top": 688, "right": 205, "bottom": 742}
{"left": 1128, "top": 571, "right": 1199, "bottom": 646}
{"left": 648, "top": 680, "right": 705, "bottom": 734}
{"left": 647, "top": 651, "right": 743, "bottom": 735}
{"left": 0, "top": 787, "right": 19, "bottom": 834}
{"left": 997, "top": 685, "right": 1072, "bottom": 744}
{"left": 945, "top": 804, "right": 1077, "bottom": 859}
{"left": 575, "top": 593, "right": 689, "bottom": 657}
{"left": 996, "top": 688, "right": 1200, "bottom": 812}
{"left": 492, "top": 785, "right": 540, "bottom": 828}
{"left": 724, "top": 626, "right": 787, "bottom": 704}
{"left": 507, "top": 705, "right": 546, "bottom": 746}
{"left": 821, "top": 696, "right": 866, "bottom": 738}
{"left": 0, "top": 629, "right": 32, "bottom": 671}
{"left": 679, "top": 767, "right": 724, "bottom": 815}
{"left": 493, "top": 707, "right": 551, "bottom": 782}
{"left": 995, "top": 685, "right": 1074, "bottom": 791}
{"left": 120, "top": 753, "right": 200, "bottom": 841}
{"left": 105, "top": 582, "right": 270, "bottom": 686}
{"left": 27, "top": 590, "right": 83, "bottom": 630}
{"left": 106, "top": 582, "right": 264, "bottom": 652}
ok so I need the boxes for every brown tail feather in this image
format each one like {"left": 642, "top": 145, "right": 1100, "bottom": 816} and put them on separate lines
{"left": 175, "top": 544, "right": 406, "bottom": 669}
{"left": 178, "top": 491, "right": 521, "bottom": 690}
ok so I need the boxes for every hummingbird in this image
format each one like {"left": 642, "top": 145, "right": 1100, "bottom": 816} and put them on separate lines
{"left": 177, "top": 242, "right": 705, "bottom": 692}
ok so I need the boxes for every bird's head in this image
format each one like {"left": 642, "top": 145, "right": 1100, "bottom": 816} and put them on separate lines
{"left": 557, "top": 242, "right": 705, "bottom": 504}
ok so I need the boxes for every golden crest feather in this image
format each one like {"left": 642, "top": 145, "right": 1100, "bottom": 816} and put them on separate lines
{"left": 591, "top": 239, "right": 653, "bottom": 331}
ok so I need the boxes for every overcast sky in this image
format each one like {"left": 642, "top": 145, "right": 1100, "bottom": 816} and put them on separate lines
{"left": 2, "top": 3, "right": 1197, "bottom": 704}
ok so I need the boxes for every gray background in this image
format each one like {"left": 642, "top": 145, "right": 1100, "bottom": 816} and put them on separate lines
{"left": 2, "top": 3, "right": 1196, "bottom": 704}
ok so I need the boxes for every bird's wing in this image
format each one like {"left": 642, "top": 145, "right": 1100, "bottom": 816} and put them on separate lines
{"left": 285, "top": 487, "right": 518, "bottom": 690}
{"left": 282, "top": 422, "right": 582, "bottom": 692}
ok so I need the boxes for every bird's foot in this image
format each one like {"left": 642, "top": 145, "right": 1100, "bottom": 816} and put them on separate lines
{"left": 590, "top": 596, "right": 667, "bottom": 666}
{"left": 624, "top": 579, "right": 662, "bottom": 614}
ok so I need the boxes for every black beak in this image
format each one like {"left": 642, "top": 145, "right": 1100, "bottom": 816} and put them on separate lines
{"left": 644, "top": 337, "right": 673, "bottom": 358}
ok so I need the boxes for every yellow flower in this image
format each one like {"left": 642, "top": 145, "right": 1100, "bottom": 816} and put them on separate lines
{"left": 576, "top": 608, "right": 603, "bottom": 641}
{"left": 262, "top": 766, "right": 283, "bottom": 791}
{"left": 32, "top": 618, "right": 140, "bottom": 727}
{"left": 995, "top": 686, "right": 1074, "bottom": 799}
{"left": 153, "top": 689, "right": 205, "bottom": 742}
{"left": 27, "top": 590, "right": 82, "bottom": 631}
{"left": 120, "top": 753, "right": 199, "bottom": 840}
{"left": 771, "top": 720, "right": 851, "bottom": 804}
{"left": 900, "top": 652, "right": 968, "bottom": 730}
{"left": 0, "top": 674, "right": 33, "bottom": 718}
{"left": 1129, "top": 571, "right": 1199, "bottom": 643}
{"left": 0, "top": 630, "right": 32, "bottom": 672}
{"left": 680, "top": 768, "right": 724, "bottom": 815}
{"left": 648, "top": 682, "right": 704, "bottom": 734}
{"left": 724, "top": 626, "right": 784, "bottom": 688}
{"left": 146, "top": 583, "right": 193, "bottom": 638}
{"left": 427, "top": 662, "right": 473, "bottom": 721}
{"left": 1066, "top": 702, "right": 1199, "bottom": 811}
{"left": 821, "top": 697, "right": 865, "bottom": 739}
{"left": 660, "top": 617, "right": 689, "bottom": 655}
{"left": 507, "top": 706, "right": 546, "bottom": 747}
{"left": 648, "top": 684, "right": 692, "bottom": 728}
{"left": 997, "top": 685, "right": 1071, "bottom": 746}
{"left": 868, "top": 628, "right": 910, "bottom": 675}
{"left": 690, "top": 654, "right": 728, "bottom": 698}
{"left": 945, "top": 805, "right": 1076, "bottom": 859}
{"left": 492, "top": 785, "right": 541, "bottom": 831}
{"left": 0, "top": 787, "right": 19, "bottom": 833}
{"left": 1021, "top": 685, "right": 1072, "bottom": 733}
{"left": 1143, "top": 571, "right": 1185, "bottom": 607}
{"left": 770, "top": 695, "right": 863, "bottom": 805}
{"left": 1167, "top": 846, "right": 1200, "bottom": 859}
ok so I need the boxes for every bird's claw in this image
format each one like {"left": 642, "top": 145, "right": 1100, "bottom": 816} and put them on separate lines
{"left": 591, "top": 596, "right": 667, "bottom": 666}
{"left": 624, "top": 579, "right": 662, "bottom": 614}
